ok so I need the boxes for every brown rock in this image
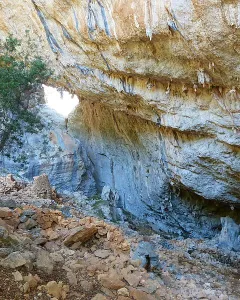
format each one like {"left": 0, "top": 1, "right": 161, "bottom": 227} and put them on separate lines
{"left": 121, "top": 242, "right": 130, "bottom": 251}
{"left": 37, "top": 209, "right": 60, "bottom": 230}
{"left": 48, "top": 231, "right": 60, "bottom": 241}
{"left": 0, "top": 207, "right": 13, "bottom": 218}
{"left": 94, "top": 249, "right": 111, "bottom": 259}
{"left": 129, "top": 287, "right": 156, "bottom": 300}
{"left": 4, "top": 217, "right": 20, "bottom": 229}
{"left": 63, "top": 226, "right": 98, "bottom": 247}
{"left": 23, "top": 274, "right": 39, "bottom": 290}
{"left": 98, "top": 273, "right": 125, "bottom": 290}
{"left": 45, "top": 281, "right": 69, "bottom": 299}
{"left": 98, "top": 228, "right": 108, "bottom": 236}
{"left": 123, "top": 272, "right": 141, "bottom": 287}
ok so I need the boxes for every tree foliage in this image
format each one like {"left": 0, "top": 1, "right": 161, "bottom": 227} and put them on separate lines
{"left": 0, "top": 35, "right": 53, "bottom": 153}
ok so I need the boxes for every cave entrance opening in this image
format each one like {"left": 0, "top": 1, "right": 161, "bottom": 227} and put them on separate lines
{"left": 43, "top": 84, "right": 79, "bottom": 117}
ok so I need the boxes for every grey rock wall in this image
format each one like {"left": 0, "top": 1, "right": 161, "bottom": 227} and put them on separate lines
{"left": 0, "top": 105, "right": 96, "bottom": 197}
{"left": 70, "top": 101, "right": 235, "bottom": 237}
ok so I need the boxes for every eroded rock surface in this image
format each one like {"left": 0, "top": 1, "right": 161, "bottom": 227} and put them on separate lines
{"left": 0, "top": 103, "right": 96, "bottom": 196}
{"left": 0, "top": 1, "right": 240, "bottom": 234}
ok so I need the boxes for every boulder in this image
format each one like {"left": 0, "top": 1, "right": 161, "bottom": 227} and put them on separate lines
{"left": 63, "top": 226, "right": 98, "bottom": 247}
{"left": 36, "top": 249, "right": 54, "bottom": 274}
{"left": 37, "top": 209, "right": 60, "bottom": 229}
{"left": 98, "top": 273, "right": 125, "bottom": 290}
{"left": 0, "top": 207, "right": 13, "bottom": 218}
{"left": 0, "top": 251, "right": 29, "bottom": 268}
{"left": 12, "top": 271, "right": 23, "bottom": 282}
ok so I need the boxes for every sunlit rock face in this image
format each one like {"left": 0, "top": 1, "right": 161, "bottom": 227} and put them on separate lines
{"left": 1, "top": 1, "right": 240, "bottom": 219}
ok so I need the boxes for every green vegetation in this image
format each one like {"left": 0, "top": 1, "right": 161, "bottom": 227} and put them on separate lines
{"left": 0, "top": 34, "right": 53, "bottom": 153}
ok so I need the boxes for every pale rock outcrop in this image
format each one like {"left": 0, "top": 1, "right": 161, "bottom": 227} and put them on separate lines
{"left": 0, "top": 0, "right": 240, "bottom": 233}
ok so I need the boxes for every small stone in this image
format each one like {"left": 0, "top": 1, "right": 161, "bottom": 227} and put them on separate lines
{"left": 139, "top": 279, "right": 158, "bottom": 294}
{"left": 44, "top": 241, "right": 60, "bottom": 252}
{"left": 123, "top": 272, "right": 141, "bottom": 287}
{"left": 94, "top": 249, "right": 111, "bottom": 259}
{"left": 23, "top": 274, "right": 38, "bottom": 289}
{"left": 0, "top": 207, "right": 13, "bottom": 218}
{"left": 20, "top": 215, "right": 28, "bottom": 223}
{"left": 34, "top": 238, "right": 48, "bottom": 245}
{"left": 46, "top": 281, "right": 62, "bottom": 299}
{"left": 98, "top": 228, "right": 108, "bottom": 236}
{"left": 80, "top": 280, "right": 94, "bottom": 292}
{"left": 25, "top": 218, "right": 38, "bottom": 230}
{"left": 0, "top": 248, "right": 12, "bottom": 258}
{"left": 22, "top": 210, "right": 36, "bottom": 217}
{"left": 100, "top": 287, "right": 116, "bottom": 298}
{"left": 0, "top": 226, "right": 8, "bottom": 239}
{"left": 5, "top": 217, "right": 20, "bottom": 229}
{"left": 63, "top": 226, "right": 98, "bottom": 247}
{"left": 67, "top": 271, "right": 78, "bottom": 286}
{"left": 0, "top": 251, "right": 27, "bottom": 268}
{"left": 48, "top": 231, "right": 59, "bottom": 241}
{"left": 91, "top": 294, "right": 107, "bottom": 300}
{"left": 23, "top": 282, "right": 30, "bottom": 293}
{"left": 36, "top": 250, "right": 54, "bottom": 274}
{"left": 12, "top": 271, "right": 23, "bottom": 282}
{"left": 121, "top": 242, "right": 130, "bottom": 251}
{"left": 129, "top": 287, "right": 156, "bottom": 300}
{"left": 98, "top": 273, "right": 125, "bottom": 290}
{"left": 69, "top": 240, "right": 80, "bottom": 250}
{"left": 130, "top": 260, "right": 141, "bottom": 268}
{"left": 49, "top": 252, "right": 64, "bottom": 263}
{"left": 46, "top": 281, "right": 69, "bottom": 300}
{"left": 118, "top": 288, "right": 130, "bottom": 297}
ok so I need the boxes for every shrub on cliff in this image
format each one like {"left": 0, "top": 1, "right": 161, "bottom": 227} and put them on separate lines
{"left": 0, "top": 35, "right": 53, "bottom": 153}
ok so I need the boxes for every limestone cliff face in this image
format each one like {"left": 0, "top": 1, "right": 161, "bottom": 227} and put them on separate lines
{"left": 1, "top": 1, "right": 240, "bottom": 229}
{"left": 0, "top": 103, "right": 96, "bottom": 196}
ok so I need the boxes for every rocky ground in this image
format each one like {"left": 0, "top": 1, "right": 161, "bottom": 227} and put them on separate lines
{"left": 0, "top": 175, "right": 240, "bottom": 300}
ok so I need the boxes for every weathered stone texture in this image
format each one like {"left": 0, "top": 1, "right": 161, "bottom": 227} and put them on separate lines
{"left": 0, "top": 1, "right": 239, "bottom": 225}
